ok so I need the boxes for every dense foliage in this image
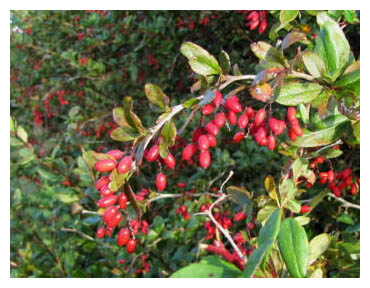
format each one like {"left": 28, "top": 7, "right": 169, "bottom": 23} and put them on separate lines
{"left": 10, "top": 10, "right": 360, "bottom": 278}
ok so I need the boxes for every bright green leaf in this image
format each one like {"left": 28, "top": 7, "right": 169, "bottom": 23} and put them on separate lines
{"left": 275, "top": 81, "right": 323, "bottom": 106}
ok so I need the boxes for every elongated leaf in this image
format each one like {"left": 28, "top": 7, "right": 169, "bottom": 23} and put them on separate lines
{"left": 278, "top": 218, "right": 309, "bottom": 278}
{"left": 275, "top": 82, "right": 323, "bottom": 106}
{"left": 308, "top": 190, "right": 329, "bottom": 209}
{"left": 145, "top": 83, "right": 170, "bottom": 111}
{"left": 301, "top": 51, "right": 327, "bottom": 78}
{"left": 309, "top": 233, "right": 331, "bottom": 265}
{"left": 298, "top": 103, "right": 309, "bottom": 124}
{"left": 292, "top": 157, "right": 309, "bottom": 180}
{"left": 285, "top": 199, "right": 301, "bottom": 213}
{"left": 243, "top": 239, "right": 274, "bottom": 277}
{"left": 250, "top": 41, "right": 286, "bottom": 67}
{"left": 291, "top": 122, "right": 349, "bottom": 147}
{"left": 159, "top": 120, "right": 177, "bottom": 158}
{"left": 123, "top": 97, "right": 146, "bottom": 133}
{"left": 10, "top": 116, "right": 16, "bottom": 132}
{"left": 112, "top": 107, "right": 128, "bottom": 127}
{"left": 227, "top": 186, "right": 253, "bottom": 215}
{"left": 258, "top": 208, "right": 282, "bottom": 245}
{"left": 294, "top": 216, "right": 310, "bottom": 226}
{"left": 314, "top": 12, "right": 350, "bottom": 81}
{"left": 110, "top": 126, "right": 139, "bottom": 142}
{"left": 257, "top": 202, "right": 279, "bottom": 223}
{"left": 17, "top": 126, "right": 28, "bottom": 143}
{"left": 281, "top": 31, "right": 306, "bottom": 50}
{"left": 334, "top": 68, "right": 360, "bottom": 97}
{"left": 219, "top": 50, "right": 231, "bottom": 74}
{"left": 279, "top": 179, "right": 297, "bottom": 207}
{"left": 180, "top": 42, "right": 222, "bottom": 76}
{"left": 264, "top": 175, "right": 278, "bottom": 201}
{"left": 280, "top": 10, "right": 299, "bottom": 25}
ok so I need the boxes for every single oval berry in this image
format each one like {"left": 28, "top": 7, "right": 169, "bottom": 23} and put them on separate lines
{"left": 213, "top": 91, "right": 223, "bottom": 107}
{"left": 103, "top": 206, "right": 119, "bottom": 224}
{"left": 214, "top": 112, "right": 226, "bottom": 128}
{"left": 254, "top": 109, "right": 266, "bottom": 126}
{"left": 107, "top": 211, "right": 122, "bottom": 228}
{"left": 225, "top": 96, "right": 242, "bottom": 113}
{"left": 319, "top": 172, "right": 328, "bottom": 179}
{"left": 333, "top": 186, "right": 341, "bottom": 197}
{"left": 164, "top": 152, "right": 176, "bottom": 169}
{"left": 106, "top": 149, "right": 124, "bottom": 160}
{"left": 95, "top": 159, "right": 117, "bottom": 173}
{"left": 268, "top": 118, "right": 280, "bottom": 134}
{"left": 254, "top": 127, "right": 267, "bottom": 144}
{"left": 98, "top": 195, "right": 118, "bottom": 208}
{"left": 207, "top": 134, "right": 217, "bottom": 147}
{"left": 205, "top": 122, "right": 219, "bottom": 136}
{"left": 156, "top": 173, "right": 167, "bottom": 191}
{"left": 117, "top": 228, "right": 130, "bottom": 246}
{"left": 315, "top": 156, "right": 325, "bottom": 164}
{"left": 245, "top": 107, "right": 255, "bottom": 119}
{"left": 233, "top": 131, "right": 245, "bottom": 143}
{"left": 202, "top": 103, "right": 215, "bottom": 115}
{"left": 291, "top": 124, "right": 303, "bottom": 137}
{"left": 233, "top": 212, "right": 246, "bottom": 222}
{"left": 192, "top": 127, "right": 204, "bottom": 142}
{"left": 96, "top": 175, "right": 110, "bottom": 191}
{"left": 259, "top": 137, "right": 268, "bottom": 146}
{"left": 199, "top": 150, "right": 211, "bottom": 169}
{"left": 227, "top": 111, "right": 237, "bottom": 125}
{"left": 182, "top": 143, "right": 197, "bottom": 160}
{"left": 100, "top": 184, "right": 115, "bottom": 197}
{"left": 198, "top": 135, "right": 210, "bottom": 151}
{"left": 177, "top": 182, "right": 186, "bottom": 188}
{"left": 118, "top": 193, "right": 128, "bottom": 209}
{"left": 327, "top": 170, "right": 335, "bottom": 183}
{"left": 126, "top": 239, "right": 137, "bottom": 254}
{"left": 300, "top": 205, "right": 312, "bottom": 213}
{"left": 342, "top": 168, "right": 352, "bottom": 179}
{"left": 288, "top": 128, "right": 298, "bottom": 142}
{"left": 105, "top": 226, "right": 113, "bottom": 237}
{"left": 286, "top": 107, "right": 297, "bottom": 123}
{"left": 350, "top": 183, "right": 358, "bottom": 195}
{"left": 275, "top": 120, "right": 287, "bottom": 135}
{"left": 145, "top": 144, "right": 160, "bottom": 162}
{"left": 117, "top": 156, "right": 133, "bottom": 174}
{"left": 267, "top": 135, "right": 276, "bottom": 151}
{"left": 237, "top": 114, "right": 249, "bottom": 129}
{"left": 96, "top": 227, "right": 105, "bottom": 239}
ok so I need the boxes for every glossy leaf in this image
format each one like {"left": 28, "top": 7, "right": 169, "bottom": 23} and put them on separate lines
{"left": 110, "top": 126, "right": 140, "bottom": 142}
{"left": 278, "top": 218, "right": 309, "bottom": 278}
{"left": 301, "top": 51, "right": 327, "bottom": 78}
{"left": 145, "top": 83, "right": 170, "bottom": 111}
{"left": 257, "top": 202, "right": 279, "bottom": 223}
{"left": 250, "top": 41, "right": 286, "bottom": 67}
{"left": 281, "top": 31, "right": 307, "bottom": 50}
{"left": 285, "top": 199, "right": 301, "bottom": 213}
{"left": 275, "top": 81, "right": 323, "bottom": 106}
{"left": 243, "top": 239, "right": 274, "bottom": 278}
{"left": 279, "top": 179, "right": 297, "bottom": 207}
{"left": 258, "top": 208, "right": 282, "bottom": 245}
{"left": 334, "top": 68, "right": 360, "bottom": 97}
{"left": 264, "top": 175, "right": 278, "bottom": 201}
{"left": 280, "top": 10, "right": 299, "bottom": 25}
{"left": 309, "top": 233, "right": 332, "bottom": 265}
{"left": 292, "top": 157, "right": 309, "bottom": 180}
{"left": 219, "top": 50, "right": 231, "bottom": 74}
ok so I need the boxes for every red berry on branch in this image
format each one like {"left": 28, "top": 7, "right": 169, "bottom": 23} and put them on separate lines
{"left": 350, "top": 183, "right": 358, "bottom": 195}
{"left": 268, "top": 118, "right": 280, "bottom": 134}
{"left": 205, "top": 122, "right": 219, "bottom": 136}
{"left": 286, "top": 107, "right": 297, "bottom": 123}
{"left": 202, "top": 103, "right": 215, "bottom": 115}
{"left": 207, "top": 134, "right": 217, "bottom": 147}
{"left": 247, "top": 222, "right": 255, "bottom": 230}
{"left": 245, "top": 107, "right": 255, "bottom": 119}
{"left": 291, "top": 124, "right": 303, "bottom": 137}
{"left": 98, "top": 195, "right": 118, "bottom": 208}
{"left": 267, "top": 134, "right": 276, "bottom": 151}
{"left": 156, "top": 173, "right": 167, "bottom": 191}
{"left": 107, "top": 149, "right": 124, "bottom": 160}
{"left": 233, "top": 212, "right": 246, "bottom": 221}
{"left": 117, "top": 156, "right": 133, "bottom": 174}
{"left": 288, "top": 128, "right": 298, "bottom": 142}
{"left": 300, "top": 205, "right": 312, "bottom": 213}
{"left": 198, "top": 135, "right": 210, "bottom": 151}
{"left": 254, "top": 109, "right": 266, "bottom": 126}
{"left": 126, "top": 239, "right": 137, "bottom": 254}
{"left": 96, "top": 175, "right": 110, "bottom": 191}
{"left": 254, "top": 127, "right": 267, "bottom": 144}
{"left": 100, "top": 184, "right": 115, "bottom": 197}
{"left": 118, "top": 194, "right": 128, "bottom": 209}
{"left": 342, "top": 168, "right": 352, "bottom": 179}
{"left": 145, "top": 144, "right": 160, "bottom": 162}
{"left": 96, "top": 227, "right": 105, "bottom": 239}
{"left": 227, "top": 111, "right": 237, "bottom": 125}
{"left": 103, "top": 206, "right": 119, "bottom": 223}
{"left": 107, "top": 211, "right": 122, "bottom": 228}
{"left": 182, "top": 143, "right": 197, "bottom": 160}
{"left": 95, "top": 159, "right": 117, "bottom": 172}
{"left": 213, "top": 91, "right": 223, "bottom": 107}
{"left": 214, "top": 112, "right": 226, "bottom": 128}
{"left": 259, "top": 137, "right": 268, "bottom": 146}
{"left": 237, "top": 114, "right": 249, "bottom": 129}
{"left": 327, "top": 170, "right": 335, "bottom": 183}
{"left": 233, "top": 131, "right": 245, "bottom": 143}
{"left": 164, "top": 152, "right": 176, "bottom": 169}
{"left": 177, "top": 182, "right": 186, "bottom": 188}
{"left": 117, "top": 228, "right": 130, "bottom": 246}
{"left": 199, "top": 150, "right": 211, "bottom": 169}
{"left": 315, "top": 156, "right": 325, "bottom": 164}
{"left": 192, "top": 127, "right": 204, "bottom": 142}
{"left": 225, "top": 96, "right": 242, "bottom": 113}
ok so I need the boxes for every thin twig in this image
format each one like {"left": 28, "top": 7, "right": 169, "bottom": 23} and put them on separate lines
{"left": 219, "top": 171, "right": 234, "bottom": 194}
{"left": 327, "top": 193, "right": 360, "bottom": 210}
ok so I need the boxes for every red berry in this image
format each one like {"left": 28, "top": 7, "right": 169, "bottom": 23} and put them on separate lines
{"left": 315, "top": 156, "right": 325, "bottom": 164}
{"left": 357, "top": 178, "right": 360, "bottom": 186}
{"left": 117, "top": 156, "right": 132, "bottom": 174}
{"left": 268, "top": 118, "right": 280, "bottom": 134}
{"left": 145, "top": 145, "right": 159, "bottom": 162}
{"left": 106, "top": 149, "right": 123, "bottom": 160}
{"left": 245, "top": 107, "right": 255, "bottom": 119}
{"left": 117, "top": 228, "right": 130, "bottom": 246}
{"left": 126, "top": 239, "right": 137, "bottom": 254}
{"left": 291, "top": 124, "right": 303, "bottom": 137}
{"left": 254, "top": 127, "right": 267, "bottom": 144}
{"left": 345, "top": 176, "right": 352, "bottom": 187}
{"left": 205, "top": 122, "right": 219, "bottom": 136}
{"left": 300, "top": 205, "right": 312, "bottom": 213}
{"left": 164, "top": 152, "right": 176, "bottom": 169}
{"left": 350, "top": 183, "right": 358, "bottom": 195}
{"left": 96, "top": 227, "right": 105, "bottom": 239}
{"left": 306, "top": 182, "right": 313, "bottom": 189}
{"left": 182, "top": 143, "right": 197, "bottom": 160}
{"left": 105, "top": 226, "right": 113, "bottom": 237}
{"left": 96, "top": 175, "right": 110, "bottom": 191}
{"left": 254, "top": 109, "right": 266, "bottom": 126}
{"left": 267, "top": 135, "right": 276, "bottom": 151}
{"left": 327, "top": 170, "right": 335, "bottom": 183}
{"left": 199, "top": 150, "right": 211, "bottom": 169}
{"left": 259, "top": 137, "right": 268, "bottom": 146}
{"left": 177, "top": 182, "right": 186, "bottom": 188}
{"left": 233, "top": 212, "right": 246, "bottom": 221}
{"left": 319, "top": 172, "right": 328, "bottom": 179}
{"left": 275, "top": 120, "right": 286, "bottom": 135}
{"left": 286, "top": 107, "right": 297, "bottom": 123}
{"left": 237, "top": 114, "right": 249, "bottom": 129}
{"left": 198, "top": 135, "right": 210, "bottom": 151}
{"left": 225, "top": 96, "right": 242, "bottom": 113}
{"left": 192, "top": 127, "right": 204, "bottom": 142}
{"left": 233, "top": 131, "right": 245, "bottom": 143}
{"left": 227, "top": 111, "right": 237, "bottom": 125}
{"left": 107, "top": 211, "right": 122, "bottom": 228}
{"left": 214, "top": 112, "right": 226, "bottom": 128}
{"left": 202, "top": 103, "right": 215, "bottom": 115}
{"left": 247, "top": 222, "right": 255, "bottom": 230}
{"left": 342, "top": 168, "right": 352, "bottom": 179}
{"left": 207, "top": 134, "right": 217, "bottom": 147}
{"left": 156, "top": 173, "right": 167, "bottom": 191}
{"left": 100, "top": 184, "right": 115, "bottom": 197}
{"left": 288, "top": 128, "right": 298, "bottom": 142}
{"left": 213, "top": 91, "right": 223, "bottom": 107}
{"left": 98, "top": 195, "right": 118, "bottom": 208}
{"left": 95, "top": 159, "right": 117, "bottom": 172}
{"left": 333, "top": 187, "right": 341, "bottom": 197}
{"left": 118, "top": 194, "right": 128, "bottom": 209}
{"left": 103, "top": 206, "right": 119, "bottom": 223}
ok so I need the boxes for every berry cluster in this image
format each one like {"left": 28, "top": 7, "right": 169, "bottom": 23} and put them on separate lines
{"left": 176, "top": 205, "right": 190, "bottom": 220}
{"left": 238, "top": 10, "right": 268, "bottom": 34}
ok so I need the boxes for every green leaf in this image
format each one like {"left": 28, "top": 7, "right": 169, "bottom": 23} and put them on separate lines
{"left": 180, "top": 42, "right": 222, "bottom": 76}
{"left": 314, "top": 12, "right": 350, "bottom": 82}
{"left": 264, "top": 175, "right": 278, "bottom": 201}
{"left": 16, "top": 126, "right": 28, "bottom": 143}
{"left": 291, "top": 122, "right": 349, "bottom": 147}
{"left": 280, "top": 10, "right": 299, "bottom": 25}
{"left": 258, "top": 208, "right": 282, "bottom": 245}
{"left": 294, "top": 216, "right": 310, "bottom": 226}
{"left": 275, "top": 82, "right": 323, "bottom": 106}
{"left": 281, "top": 31, "right": 307, "bottom": 51}
{"left": 219, "top": 50, "right": 231, "bottom": 74}
{"left": 298, "top": 104, "right": 309, "bottom": 125}
{"left": 10, "top": 116, "right": 16, "bottom": 132}
{"left": 144, "top": 83, "right": 169, "bottom": 111}
{"left": 10, "top": 136, "right": 24, "bottom": 147}
{"left": 122, "top": 96, "right": 146, "bottom": 134}
{"left": 243, "top": 239, "right": 274, "bottom": 277}
{"left": 170, "top": 256, "right": 242, "bottom": 278}
{"left": 343, "top": 10, "right": 357, "bottom": 24}
{"left": 352, "top": 121, "right": 360, "bottom": 142}
{"left": 337, "top": 213, "right": 355, "bottom": 225}
{"left": 183, "top": 97, "right": 201, "bottom": 108}
{"left": 334, "top": 68, "right": 360, "bottom": 97}
{"left": 286, "top": 199, "right": 301, "bottom": 213}
{"left": 308, "top": 190, "right": 329, "bottom": 209}
{"left": 313, "top": 113, "right": 350, "bottom": 130}
{"left": 279, "top": 179, "right": 297, "bottom": 207}
{"left": 292, "top": 157, "right": 309, "bottom": 180}
{"left": 56, "top": 193, "right": 79, "bottom": 204}
{"left": 112, "top": 107, "right": 129, "bottom": 127}
{"left": 109, "top": 169, "right": 131, "bottom": 191}
{"left": 227, "top": 186, "right": 253, "bottom": 215}
{"left": 159, "top": 120, "right": 177, "bottom": 158}
{"left": 110, "top": 126, "right": 139, "bottom": 142}
{"left": 250, "top": 41, "right": 286, "bottom": 67}
{"left": 278, "top": 218, "right": 309, "bottom": 278}
{"left": 308, "top": 233, "right": 331, "bottom": 265}
{"left": 257, "top": 202, "right": 279, "bottom": 223}
{"left": 301, "top": 51, "right": 327, "bottom": 78}
{"left": 309, "top": 268, "right": 324, "bottom": 278}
